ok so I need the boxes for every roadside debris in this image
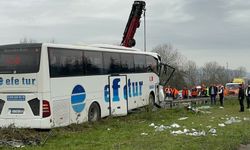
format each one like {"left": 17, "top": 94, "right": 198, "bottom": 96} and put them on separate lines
{"left": 140, "top": 132, "right": 148, "bottom": 136}
{"left": 178, "top": 117, "right": 188, "bottom": 121}
{"left": 218, "top": 123, "right": 225, "bottom": 127}
{"left": 187, "top": 105, "right": 212, "bottom": 114}
{"left": 149, "top": 123, "right": 155, "bottom": 127}
{"left": 155, "top": 125, "right": 171, "bottom": 132}
{"left": 243, "top": 117, "right": 250, "bottom": 121}
{"left": 0, "top": 127, "right": 52, "bottom": 148}
{"left": 170, "top": 123, "right": 180, "bottom": 128}
{"left": 171, "top": 129, "right": 206, "bottom": 136}
{"left": 224, "top": 117, "right": 242, "bottom": 125}
{"left": 208, "top": 128, "right": 217, "bottom": 136}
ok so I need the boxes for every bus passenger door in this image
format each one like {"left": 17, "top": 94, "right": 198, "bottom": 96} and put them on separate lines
{"left": 159, "top": 63, "right": 175, "bottom": 86}
{"left": 109, "top": 75, "right": 128, "bottom": 116}
{"left": 157, "top": 63, "right": 175, "bottom": 102}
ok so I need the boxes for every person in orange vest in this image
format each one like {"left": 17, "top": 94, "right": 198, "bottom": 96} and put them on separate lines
{"left": 172, "top": 88, "right": 179, "bottom": 99}
{"left": 182, "top": 87, "right": 189, "bottom": 99}
{"left": 164, "top": 85, "right": 172, "bottom": 100}
{"left": 191, "top": 87, "right": 198, "bottom": 98}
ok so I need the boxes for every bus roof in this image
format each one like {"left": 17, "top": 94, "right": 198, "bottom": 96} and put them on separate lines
{"left": 0, "top": 43, "right": 42, "bottom": 49}
{"left": 0, "top": 43, "right": 159, "bottom": 58}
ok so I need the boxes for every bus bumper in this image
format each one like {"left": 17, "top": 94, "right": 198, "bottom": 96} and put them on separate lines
{"left": 0, "top": 118, "right": 53, "bottom": 129}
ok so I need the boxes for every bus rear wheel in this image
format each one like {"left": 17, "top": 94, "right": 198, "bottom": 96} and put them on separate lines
{"left": 88, "top": 102, "right": 100, "bottom": 122}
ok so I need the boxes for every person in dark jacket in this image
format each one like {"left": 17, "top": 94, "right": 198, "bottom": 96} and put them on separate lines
{"left": 245, "top": 84, "right": 250, "bottom": 109}
{"left": 238, "top": 84, "right": 245, "bottom": 112}
{"left": 209, "top": 84, "right": 218, "bottom": 105}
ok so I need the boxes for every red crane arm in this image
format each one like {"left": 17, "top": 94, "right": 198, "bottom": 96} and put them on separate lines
{"left": 121, "top": 1, "right": 146, "bottom": 47}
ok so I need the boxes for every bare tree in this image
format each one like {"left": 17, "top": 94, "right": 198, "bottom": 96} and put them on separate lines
{"left": 183, "top": 60, "right": 199, "bottom": 88}
{"left": 232, "top": 67, "right": 247, "bottom": 78}
{"left": 152, "top": 44, "right": 186, "bottom": 89}
{"left": 201, "top": 61, "right": 229, "bottom": 85}
{"left": 19, "top": 37, "right": 37, "bottom": 43}
{"left": 152, "top": 44, "right": 183, "bottom": 67}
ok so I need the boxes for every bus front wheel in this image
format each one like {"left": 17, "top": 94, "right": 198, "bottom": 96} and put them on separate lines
{"left": 88, "top": 102, "right": 101, "bottom": 122}
{"left": 149, "top": 93, "right": 155, "bottom": 106}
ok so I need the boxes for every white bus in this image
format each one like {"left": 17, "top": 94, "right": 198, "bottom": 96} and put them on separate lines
{"left": 0, "top": 43, "right": 173, "bottom": 129}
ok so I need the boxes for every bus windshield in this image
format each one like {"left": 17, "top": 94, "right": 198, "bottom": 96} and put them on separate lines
{"left": 0, "top": 47, "right": 41, "bottom": 74}
{"left": 225, "top": 83, "right": 240, "bottom": 90}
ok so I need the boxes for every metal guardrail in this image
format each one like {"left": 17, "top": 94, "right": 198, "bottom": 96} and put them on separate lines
{"left": 164, "top": 97, "right": 210, "bottom": 108}
{"left": 163, "top": 96, "right": 237, "bottom": 108}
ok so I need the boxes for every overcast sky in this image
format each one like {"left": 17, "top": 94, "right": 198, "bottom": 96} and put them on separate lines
{"left": 0, "top": 0, "right": 250, "bottom": 71}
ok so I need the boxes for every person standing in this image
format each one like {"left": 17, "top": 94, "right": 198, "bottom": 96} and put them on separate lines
{"left": 172, "top": 87, "right": 178, "bottom": 100}
{"left": 209, "top": 84, "right": 218, "bottom": 105}
{"left": 218, "top": 85, "right": 224, "bottom": 107}
{"left": 238, "top": 84, "right": 245, "bottom": 112}
{"left": 164, "top": 86, "right": 172, "bottom": 100}
{"left": 182, "top": 87, "right": 189, "bottom": 99}
{"left": 245, "top": 84, "right": 250, "bottom": 109}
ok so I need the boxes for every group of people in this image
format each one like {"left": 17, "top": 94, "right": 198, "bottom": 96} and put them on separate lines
{"left": 164, "top": 84, "right": 225, "bottom": 107}
{"left": 164, "top": 83, "right": 250, "bottom": 112}
{"left": 238, "top": 84, "right": 250, "bottom": 112}
{"left": 208, "top": 84, "right": 225, "bottom": 107}
{"left": 164, "top": 86, "right": 179, "bottom": 100}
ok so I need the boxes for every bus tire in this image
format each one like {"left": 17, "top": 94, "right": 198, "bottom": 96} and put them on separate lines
{"left": 149, "top": 93, "right": 161, "bottom": 108}
{"left": 88, "top": 102, "right": 101, "bottom": 122}
{"left": 149, "top": 93, "right": 155, "bottom": 106}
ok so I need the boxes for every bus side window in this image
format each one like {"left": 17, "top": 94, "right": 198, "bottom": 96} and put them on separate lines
{"left": 134, "top": 54, "right": 146, "bottom": 73}
{"left": 146, "top": 55, "right": 158, "bottom": 73}
{"left": 84, "top": 51, "right": 103, "bottom": 75}
{"left": 120, "top": 53, "right": 134, "bottom": 73}
{"left": 103, "top": 52, "right": 121, "bottom": 74}
{"left": 48, "top": 48, "right": 84, "bottom": 77}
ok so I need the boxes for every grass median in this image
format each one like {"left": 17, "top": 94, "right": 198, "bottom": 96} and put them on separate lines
{"left": 1, "top": 97, "right": 250, "bottom": 150}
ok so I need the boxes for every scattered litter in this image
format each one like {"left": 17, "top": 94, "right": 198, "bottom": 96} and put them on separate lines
{"left": 206, "top": 125, "right": 212, "bottom": 128}
{"left": 107, "top": 128, "right": 111, "bottom": 131}
{"left": 243, "top": 117, "right": 250, "bottom": 121}
{"left": 183, "top": 129, "right": 190, "bottom": 133}
{"left": 0, "top": 140, "right": 25, "bottom": 148}
{"left": 171, "top": 130, "right": 183, "bottom": 135}
{"left": 141, "top": 132, "right": 148, "bottom": 136}
{"left": 155, "top": 125, "right": 166, "bottom": 132}
{"left": 219, "top": 107, "right": 224, "bottom": 109}
{"left": 0, "top": 139, "right": 40, "bottom": 148}
{"left": 149, "top": 123, "right": 155, "bottom": 127}
{"left": 197, "top": 106, "right": 211, "bottom": 109}
{"left": 224, "top": 117, "right": 242, "bottom": 125}
{"left": 178, "top": 117, "right": 188, "bottom": 121}
{"left": 208, "top": 128, "right": 217, "bottom": 134}
{"left": 171, "top": 129, "right": 206, "bottom": 136}
{"left": 191, "top": 128, "right": 196, "bottom": 132}
{"left": 170, "top": 123, "right": 180, "bottom": 128}
{"left": 218, "top": 123, "right": 225, "bottom": 127}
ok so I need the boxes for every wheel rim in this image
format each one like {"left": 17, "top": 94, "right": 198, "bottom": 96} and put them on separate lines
{"left": 149, "top": 94, "right": 154, "bottom": 105}
{"left": 89, "top": 104, "right": 99, "bottom": 122}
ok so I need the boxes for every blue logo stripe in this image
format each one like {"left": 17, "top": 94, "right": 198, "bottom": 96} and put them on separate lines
{"left": 72, "top": 103, "right": 85, "bottom": 113}
{"left": 71, "top": 85, "right": 86, "bottom": 113}
{"left": 71, "top": 94, "right": 85, "bottom": 104}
